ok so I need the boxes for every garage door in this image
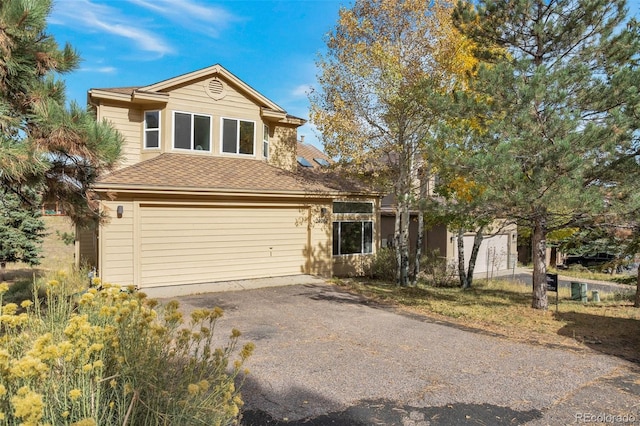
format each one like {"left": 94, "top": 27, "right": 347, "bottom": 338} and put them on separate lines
{"left": 456, "top": 234, "right": 510, "bottom": 274}
{"left": 139, "top": 206, "right": 309, "bottom": 288}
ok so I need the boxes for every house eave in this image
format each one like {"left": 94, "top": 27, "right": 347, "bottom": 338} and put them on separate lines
{"left": 92, "top": 183, "right": 377, "bottom": 199}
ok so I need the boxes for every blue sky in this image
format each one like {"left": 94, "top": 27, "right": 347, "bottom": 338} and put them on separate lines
{"left": 47, "top": 0, "right": 639, "bottom": 151}
{"left": 48, "top": 0, "right": 351, "bottom": 149}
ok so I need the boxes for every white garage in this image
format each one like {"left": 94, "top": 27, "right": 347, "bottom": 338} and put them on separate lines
{"left": 454, "top": 234, "right": 512, "bottom": 275}
{"left": 138, "top": 205, "right": 311, "bottom": 288}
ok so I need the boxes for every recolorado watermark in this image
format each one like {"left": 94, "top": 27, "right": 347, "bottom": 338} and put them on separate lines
{"left": 575, "top": 412, "right": 637, "bottom": 424}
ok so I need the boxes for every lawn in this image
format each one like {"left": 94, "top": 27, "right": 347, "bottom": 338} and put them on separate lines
{"left": 337, "top": 278, "right": 640, "bottom": 363}
{"left": 0, "top": 215, "right": 75, "bottom": 283}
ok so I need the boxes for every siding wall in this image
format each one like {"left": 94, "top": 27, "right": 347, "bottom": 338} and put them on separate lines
{"left": 99, "top": 201, "right": 135, "bottom": 285}
{"left": 97, "top": 75, "right": 298, "bottom": 171}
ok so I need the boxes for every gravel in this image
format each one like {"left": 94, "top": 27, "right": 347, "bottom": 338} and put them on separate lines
{"left": 172, "top": 282, "right": 640, "bottom": 425}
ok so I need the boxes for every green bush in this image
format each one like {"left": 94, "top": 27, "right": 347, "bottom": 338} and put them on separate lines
{"left": 0, "top": 271, "right": 253, "bottom": 425}
{"left": 420, "top": 250, "right": 458, "bottom": 287}
{"left": 369, "top": 248, "right": 397, "bottom": 281}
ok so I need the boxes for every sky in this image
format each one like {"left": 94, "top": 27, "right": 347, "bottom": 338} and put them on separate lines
{"left": 47, "top": 0, "right": 351, "bottom": 150}
{"left": 47, "top": 0, "right": 640, "bottom": 152}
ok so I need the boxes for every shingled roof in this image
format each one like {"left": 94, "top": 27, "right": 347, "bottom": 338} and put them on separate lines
{"left": 95, "top": 153, "right": 371, "bottom": 195}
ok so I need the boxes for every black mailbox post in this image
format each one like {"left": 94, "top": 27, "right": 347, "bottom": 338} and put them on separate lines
{"left": 546, "top": 273, "right": 559, "bottom": 311}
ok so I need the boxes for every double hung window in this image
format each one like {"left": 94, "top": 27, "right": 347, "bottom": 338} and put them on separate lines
{"left": 144, "top": 111, "right": 160, "bottom": 149}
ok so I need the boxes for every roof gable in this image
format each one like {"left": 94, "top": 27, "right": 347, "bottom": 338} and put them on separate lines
{"left": 141, "top": 64, "right": 285, "bottom": 113}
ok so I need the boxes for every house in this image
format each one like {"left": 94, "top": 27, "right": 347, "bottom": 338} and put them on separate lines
{"left": 76, "top": 64, "right": 380, "bottom": 291}
{"left": 380, "top": 187, "right": 517, "bottom": 276}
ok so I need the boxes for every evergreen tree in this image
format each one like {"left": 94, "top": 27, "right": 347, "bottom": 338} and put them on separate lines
{"left": 453, "top": 0, "right": 640, "bottom": 309}
{"left": 0, "top": 190, "right": 46, "bottom": 277}
{"left": 0, "top": 0, "right": 123, "bottom": 227}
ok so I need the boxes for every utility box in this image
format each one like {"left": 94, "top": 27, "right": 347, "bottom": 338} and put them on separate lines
{"left": 571, "top": 282, "right": 588, "bottom": 302}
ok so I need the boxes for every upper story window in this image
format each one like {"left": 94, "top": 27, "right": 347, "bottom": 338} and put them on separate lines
{"left": 144, "top": 111, "right": 160, "bottom": 149}
{"left": 222, "top": 118, "right": 255, "bottom": 155}
{"left": 173, "top": 111, "right": 211, "bottom": 151}
{"left": 263, "top": 124, "right": 269, "bottom": 159}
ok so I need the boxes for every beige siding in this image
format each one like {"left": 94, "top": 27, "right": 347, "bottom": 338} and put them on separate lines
{"left": 99, "top": 201, "right": 135, "bottom": 285}
{"left": 100, "top": 105, "right": 143, "bottom": 169}
{"left": 138, "top": 205, "right": 311, "bottom": 288}
{"left": 269, "top": 126, "right": 297, "bottom": 171}
{"left": 164, "top": 78, "right": 263, "bottom": 156}
{"left": 307, "top": 203, "right": 333, "bottom": 277}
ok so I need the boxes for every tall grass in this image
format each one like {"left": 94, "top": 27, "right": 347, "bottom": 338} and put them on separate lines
{"left": 0, "top": 270, "right": 252, "bottom": 425}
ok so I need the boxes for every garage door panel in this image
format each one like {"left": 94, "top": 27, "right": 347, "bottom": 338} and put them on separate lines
{"left": 455, "top": 234, "right": 510, "bottom": 274}
{"left": 139, "top": 206, "right": 309, "bottom": 287}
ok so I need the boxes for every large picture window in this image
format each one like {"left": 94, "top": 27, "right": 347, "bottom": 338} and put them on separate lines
{"left": 333, "top": 221, "right": 373, "bottom": 255}
{"left": 173, "top": 111, "right": 211, "bottom": 151}
{"left": 222, "top": 118, "right": 255, "bottom": 155}
{"left": 144, "top": 110, "right": 160, "bottom": 149}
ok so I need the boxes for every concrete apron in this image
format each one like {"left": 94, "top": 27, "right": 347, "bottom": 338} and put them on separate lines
{"left": 140, "top": 274, "right": 328, "bottom": 299}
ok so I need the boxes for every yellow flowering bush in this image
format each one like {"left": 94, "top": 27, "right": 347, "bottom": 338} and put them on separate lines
{"left": 0, "top": 271, "right": 253, "bottom": 425}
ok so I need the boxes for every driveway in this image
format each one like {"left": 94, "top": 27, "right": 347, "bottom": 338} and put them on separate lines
{"left": 173, "top": 282, "right": 639, "bottom": 425}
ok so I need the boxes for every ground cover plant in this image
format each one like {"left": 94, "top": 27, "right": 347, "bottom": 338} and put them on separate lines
{"left": 339, "top": 278, "right": 640, "bottom": 363}
{"left": 0, "top": 270, "right": 253, "bottom": 425}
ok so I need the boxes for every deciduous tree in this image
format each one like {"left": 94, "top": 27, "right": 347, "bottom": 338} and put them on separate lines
{"left": 311, "top": 0, "right": 476, "bottom": 285}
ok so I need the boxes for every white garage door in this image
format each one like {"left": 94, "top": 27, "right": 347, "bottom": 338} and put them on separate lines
{"left": 456, "top": 234, "right": 510, "bottom": 274}
{"left": 139, "top": 206, "right": 309, "bottom": 288}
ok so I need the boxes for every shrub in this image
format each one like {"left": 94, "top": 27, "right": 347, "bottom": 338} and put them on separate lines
{"left": 420, "top": 250, "right": 458, "bottom": 287}
{"left": 0, "top": 271, "right": 252, "bottom": 425}
{"left": 369, "top": 248, "right": 397, "bottom": 281}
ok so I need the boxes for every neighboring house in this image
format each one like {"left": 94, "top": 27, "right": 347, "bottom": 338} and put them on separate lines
{"left": 77, "top": 64, "right": 380, "bottom": 290}
{"left": 380, "top": 186, "right": 517, "bottom": 276}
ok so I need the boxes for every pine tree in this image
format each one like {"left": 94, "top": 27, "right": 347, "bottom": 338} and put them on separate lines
{"left": 452, "top": 0, "right": 640, "bottom": 309}
{"left": 0, "top": 0, "right": 123, "bottom": 227}
{"left": 0, "top": 190, "right": 46, "bottom": 278}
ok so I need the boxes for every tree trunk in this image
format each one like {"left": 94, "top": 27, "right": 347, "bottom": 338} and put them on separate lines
{"left": 412, "top": 210, "right": 424, "bottom": 286}
{"left": 531, "top": 215, "right": 548, "bottom": 309}
{"left": 465, "top": 228, "right": 484, "bottom": 289}
{"left": 634, "top": 265, "right": 640, "bottom": 308}
{"left": 456, "top": 229, "right": 468, "bottom": 288}
{"left": 398, "top": 198, "right": 410, "bottom": 286}
{"left": 394, "top": 203, "right": 402, "bottom": 285}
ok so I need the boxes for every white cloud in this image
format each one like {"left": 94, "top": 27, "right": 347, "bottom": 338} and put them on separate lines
{"left": 127, "top": 0, "right": 239, "bottom": 37}
{"left": 50, "top": 0, "right": 174, "bottom": 56}
{"left": 79, "top": 66, "right": 117, "bottom": 74}
{"left": 291, "top": 84, "right": 313, "bottom": 98}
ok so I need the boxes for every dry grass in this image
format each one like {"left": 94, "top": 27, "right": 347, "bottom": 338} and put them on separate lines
{"left": 338, "top": 278, "right": 640, "bottom": 363}
{"left": 1, "top": 216, "right": 75, "bottom": 283}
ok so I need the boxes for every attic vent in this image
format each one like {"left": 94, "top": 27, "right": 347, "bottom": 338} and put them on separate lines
{"left": 205, "top": 77, "right": 226, "bottom": 100}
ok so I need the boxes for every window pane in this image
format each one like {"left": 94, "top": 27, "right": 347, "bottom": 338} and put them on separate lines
{"left": 363, "top": 221, "right": 373, "bottom": 253}
{"left": 332, "top": 222, "right": 340, "bottom": 255}
{"left": 193, "top": 115, "right": 210, "bottom": 151}
{"left": 239, "top": 121, "right": 254, "bottom": 154}
{"left": 340, "top": 222, "right": 363, "bottom": 254}
{"left": 174, "top": 113, "right": 191, "bottom": 149}
{"left": 222, "top": 118, "right": 237, "bottom": 153}
{"left": 146, "top": 129, "right": 159, "bottom": 148}
{"left": 333, "top": 202, "right": 373, "bottom": 214}
{"left": 145, "top": 111, "right": 159, "bottom": 129}
{"left": 263, "top": 124, "right": 269, "bottom": 158}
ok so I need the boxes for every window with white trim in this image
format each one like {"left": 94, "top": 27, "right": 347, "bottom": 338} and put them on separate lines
{"left": 173, "top": 111, "right": 211, "bottom": 151}
{"left": 222, "top": 118, "right": 255, "bottom": 155}
{"left": 333, "top": 221, "right": 373, "bottom": 255}
{"left": 144, "top": 110, "right": 160, "bottom": 149}
{"left": 263, "top": 124, "right": 269, "bottom": 158}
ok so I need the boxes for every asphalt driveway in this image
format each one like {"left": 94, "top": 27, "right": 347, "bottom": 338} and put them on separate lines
{"left": 173, "top": 282, "right": 640, "bottom": 425}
